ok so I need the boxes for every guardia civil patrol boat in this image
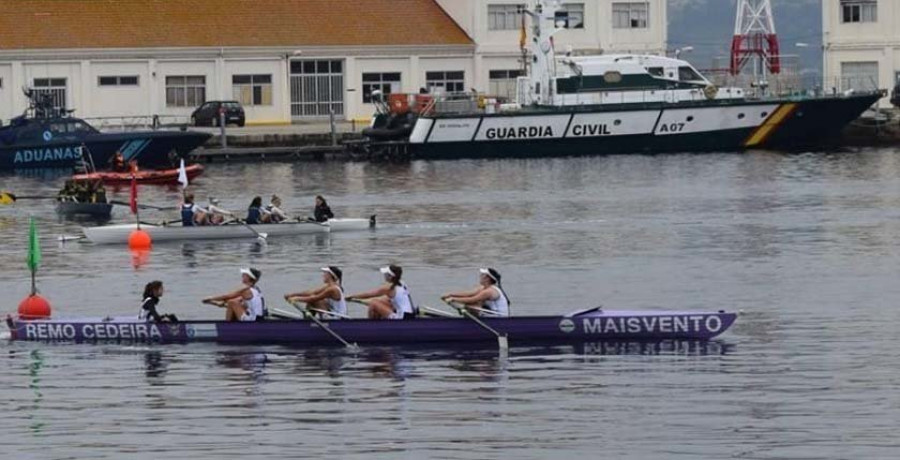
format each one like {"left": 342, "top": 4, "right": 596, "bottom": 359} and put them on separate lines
{"left": 0, "top": 90, "right": 210, "bottom": 171}
{"left": 365, "top": 1, "right": 882, "bottom": 159}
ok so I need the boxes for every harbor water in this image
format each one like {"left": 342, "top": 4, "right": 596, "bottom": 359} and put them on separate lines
{"left": 1, "top": 149, "right": 899, "bottom": 459}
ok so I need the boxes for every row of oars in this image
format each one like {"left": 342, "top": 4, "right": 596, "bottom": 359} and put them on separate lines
{"left": 205, "top": 298, "right": 508, "bottom": 353}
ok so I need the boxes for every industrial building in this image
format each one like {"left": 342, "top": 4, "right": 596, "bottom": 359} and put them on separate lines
{"left": 0, "top": 0, "right": 667, "bottom": 124}
{"left": 823, "top": 0, "right": 898, "bottom": 107}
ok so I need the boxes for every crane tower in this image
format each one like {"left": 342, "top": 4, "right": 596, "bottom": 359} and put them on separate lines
{"left": 730, "top": 0, "right": 780, "bottom": 77}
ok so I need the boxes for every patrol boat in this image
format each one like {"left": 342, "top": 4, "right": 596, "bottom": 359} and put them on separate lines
{"left": 0, "top": 90, "right": 211, "bottom": 171}
{"left": 365, "top": 0, "right": 882, "bottom": 159}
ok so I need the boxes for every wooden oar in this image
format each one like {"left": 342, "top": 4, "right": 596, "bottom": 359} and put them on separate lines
{"left": 443, "top": 299, "right": 508, "bottom": 350}
{"left": 288, "top": 300, "right": 358, "bottom": 351}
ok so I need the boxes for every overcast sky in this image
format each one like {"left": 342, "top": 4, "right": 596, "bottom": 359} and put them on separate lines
{"left": 668, "top": 0, "right": 822, "bottom": 74}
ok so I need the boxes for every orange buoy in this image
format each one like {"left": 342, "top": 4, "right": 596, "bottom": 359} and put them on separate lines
{"left": 128, "top": 229, "right": 152, "bottom": 249}
{"left": 18, "top": 294, "right": 52, "bottom": 319}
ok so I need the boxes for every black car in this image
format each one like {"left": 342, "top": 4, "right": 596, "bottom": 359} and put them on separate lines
{"left": 191, "top": 101, "right": 245, "bottom": 127}
{"left": 891, "top": 84, "right": 900, "bottom": 108}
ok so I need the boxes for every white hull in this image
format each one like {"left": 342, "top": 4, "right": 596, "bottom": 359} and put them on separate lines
{"left": 82, "top": 218, "right": 372, "bottom": 244}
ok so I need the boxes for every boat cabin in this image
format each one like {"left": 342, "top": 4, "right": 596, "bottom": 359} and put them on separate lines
{"left": 0, "top": 116, "right": 98, "bottom": 146}
{"left": 538, "top": 54, "right": 744, "bottom": 107}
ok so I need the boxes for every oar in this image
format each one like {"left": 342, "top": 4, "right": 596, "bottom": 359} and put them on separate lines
{"left": 109, "top": 200, "right": 172, "bottom": 211}
{"left": 232, "top": 219, "right": 267, "bottom": 242}
{"left": 288, "top": 300, "right": 358, "bottom": 350}
{"left": 443, "top": 298, "right": 508, "bottom": 350}
{"left": 58, "top": 234, "right": 85, "bottom": 243}
{"left": 0, "top": 191, "right": 56, "bottom": 204}
{"left": 418, "top": 305, "right": 457, "bottom": 318}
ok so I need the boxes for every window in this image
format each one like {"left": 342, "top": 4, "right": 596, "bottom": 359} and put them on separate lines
{"left": 98, "top": 75, "right": 139, "bottom": 87}
{"left": 613, "top": 2, "right": 649, "bottom": 29}
{"left": 232, "top": 74, "right": 272, "bottom": 106}
{"left": 841, "top": 61, "right": 879, "bottom": 90}
{"left": 489, "top": 69, "right": 523, "bottom": 100}
{"left": 0, "top": 77, "right": 3, "bottom": 89}
{"left": 289, "top": 60, "right": 344, "bottom": 117}
{"left": 840, "top": 0, "right": 877, "bottom": 23}
{"left": 555, "top": 3, "right": 585, "bottom": 29}
{"left": 362, "top": 72, "right": 401, "bottom": 103}
{"left": 166, "top": 76, "right": 206, "bottom": 107}
{"left": 646, "top": 67, "right": 664, "bottom": 77}
{"left": 488, "top": 4, "right": 525, "bottom": 30}
{"left": 426, "top": 71, "right": 465, "bottom": 93}
{"left": 677, "top": 66, "right": 704, "bottom": 82}
{"left": 32, "top": 78, "right": 67, "bottom": 112}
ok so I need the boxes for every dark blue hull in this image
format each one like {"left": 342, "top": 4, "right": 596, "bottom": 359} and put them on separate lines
{"left": 0, "top": 130, "right": 211, "bottom": 171}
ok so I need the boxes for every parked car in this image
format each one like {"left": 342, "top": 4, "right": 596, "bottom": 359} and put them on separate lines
{"left": 191, "top": 101, "right": 245, "bottom": 127}
{"left": 891, "top": 84, "right": 900, "bottom": 109}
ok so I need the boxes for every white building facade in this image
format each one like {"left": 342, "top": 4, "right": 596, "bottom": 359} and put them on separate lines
{"left": 0, "top": 0, "right": 667, "bottom": 125}
{"left": 823, "top": 0, "right": 898, "bottom": 107}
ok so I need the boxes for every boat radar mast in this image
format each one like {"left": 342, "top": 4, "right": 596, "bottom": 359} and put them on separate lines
{"left": 524, "top": 0, "right": 564, "bottom": 105}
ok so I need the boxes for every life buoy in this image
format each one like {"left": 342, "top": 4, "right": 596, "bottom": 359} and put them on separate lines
{"left": 703, "top": 85, "right": 719, "bottom": 100}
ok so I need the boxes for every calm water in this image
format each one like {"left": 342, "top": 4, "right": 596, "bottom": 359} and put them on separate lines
{"left": 2, "top": 150, "right": 900, "bottom": 459}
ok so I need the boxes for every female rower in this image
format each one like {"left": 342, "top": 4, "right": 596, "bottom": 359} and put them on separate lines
{"left": 202, "top": 268, "right": 266, "bottom": 322}
{"left": 346, "top": 265, "right": 416, "bottom": 320}
{"left": 442, "top": 268, "right": 511, "bottom": 317}
{"left": 205, "top": 197, "right": 234, "bottom": 225}
{"left": 139, "top": 280, "right": 178, "bottom": 322}
{"left": 283, "top": 266, "right": 347, "bottom": 319}
{"left": 313, "top": 195, "right": 334, "bottom": 222}
{"left": 181, "top": 192, "right": 209, "bottom": 226}
{"left": 246, "top": 196, "right": 263, "bottom": 224}
{"left": 263, "top": 195, "right": 288, "bottom": 224}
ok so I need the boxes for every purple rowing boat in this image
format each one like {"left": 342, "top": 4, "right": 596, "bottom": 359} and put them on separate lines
{"left": 6, "top": 307, "right": 736, "bottom": 345}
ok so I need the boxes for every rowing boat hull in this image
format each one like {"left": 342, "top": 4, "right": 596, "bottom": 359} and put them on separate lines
{"left": 6, "top": 309, "right": 737, "bottom": 345}
{"left": 82, "top": 221, "right": 329, "bottom": 244}
{"left": 55, "top": 201, "right": 113, "bottom": 218}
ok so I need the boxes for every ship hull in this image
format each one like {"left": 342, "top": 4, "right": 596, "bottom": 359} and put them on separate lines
{"left": 406, "top": 94, "right": 881, "bottom": 158}
{"left": 0, "top": 130, "right": 211, "bottom": 171}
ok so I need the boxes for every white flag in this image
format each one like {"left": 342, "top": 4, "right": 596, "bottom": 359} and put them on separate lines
{"left": 177, "top": 158, "right": 189, "bottom": 189}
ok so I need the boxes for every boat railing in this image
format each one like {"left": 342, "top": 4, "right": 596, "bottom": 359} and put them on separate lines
{"left": 81, "top": 115, "right": 191, "bottom": 133}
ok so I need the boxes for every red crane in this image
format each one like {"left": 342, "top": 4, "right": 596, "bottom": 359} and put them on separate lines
{"left": 730, "top": 0, "right": 780, "bottom": 76}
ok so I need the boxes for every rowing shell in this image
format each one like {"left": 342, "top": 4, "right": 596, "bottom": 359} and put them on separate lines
{"left": 81, "top": 218, "right": 371, "bottom": 244}
{"left": 6, "top": 308, "right": 737, "bottom": 345}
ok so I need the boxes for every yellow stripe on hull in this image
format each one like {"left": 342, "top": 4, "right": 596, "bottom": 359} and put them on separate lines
{"left": 744, "top": 103, "right": 797, "bottom": 147}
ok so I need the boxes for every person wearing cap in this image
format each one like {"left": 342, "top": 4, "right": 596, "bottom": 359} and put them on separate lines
{"left": 346, "top": 265, "right": 417, "bottom": 320}
{"left": 262, "top": 195, "right": 288, "bottom": 224}
{"left": 442, "top": 268, "right": 511, "bottom": 317}
{"left": 202, "top": 268, "right": 267, "bottom": 321}
{"left": 283, "top": 266, "right": 347, "bottom": 319}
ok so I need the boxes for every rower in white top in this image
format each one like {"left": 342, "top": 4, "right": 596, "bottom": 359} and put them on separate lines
{"left": 443, "top": 268, "right": 511, "bottom": 317}
{"left": 263, "top": 194, "right": 288, "bottom": 223}
{"left": 346, "top": 265, "right": 417, "bottom": 320}
{"left": 284, "top": 266, "right": 347, "bottom": 319}
{"left": 202, "top": 267, "right": 266, "bottom": 322}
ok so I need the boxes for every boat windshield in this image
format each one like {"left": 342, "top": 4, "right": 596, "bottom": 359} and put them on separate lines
{"left": 678, "top": 66, "right": 705, "bottom": 83}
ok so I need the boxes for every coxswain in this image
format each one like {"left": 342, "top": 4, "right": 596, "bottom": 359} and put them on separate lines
{"left": 109, "top": 151, "right": 127, "bottom": 172}
{"left": 443, "top": 268, "right": 511, "bottom": 317}
{"left": 346, "top": 265, "right": 416, "bottom": 320}
{"left": 246, "top": 196, "right": 263, "bottom": 224}
{"left": 139, "top": 280, "right": 179, "bottom": 322}
{"left": 263, "top": 195, "right": 288, "bottom": 223}
{"left": 181, "top": 192, "right": 209, "bottom": 226}
{"left": 284, "top": 266, "right": 347, "bottom": 319}
{"left": 202, "top": 268, "right": 266, "bottom": 322}
{"left": 313, "top": 195, "right": 334, "bottom": 222}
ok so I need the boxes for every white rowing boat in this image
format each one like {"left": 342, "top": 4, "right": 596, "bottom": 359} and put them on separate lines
{"left": 82, "top": 217, "right": 374, "bottom": 244}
